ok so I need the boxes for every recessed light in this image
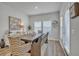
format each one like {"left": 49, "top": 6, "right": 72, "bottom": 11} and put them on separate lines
{"left": 34, "top": 6, "right": 38, "bottom": 9}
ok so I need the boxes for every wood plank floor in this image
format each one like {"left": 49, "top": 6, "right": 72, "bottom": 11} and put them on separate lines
{"left": 44, "top": 40, "right": 65, "bottom": 56}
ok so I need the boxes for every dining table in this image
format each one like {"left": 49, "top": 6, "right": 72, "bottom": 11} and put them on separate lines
{"left": 21, "top": 33, "right": 42, "bottom": 43}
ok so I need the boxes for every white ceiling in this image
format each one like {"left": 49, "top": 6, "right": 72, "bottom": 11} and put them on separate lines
{"left": 2, "top": 2, "right": 62, "bottom": 15}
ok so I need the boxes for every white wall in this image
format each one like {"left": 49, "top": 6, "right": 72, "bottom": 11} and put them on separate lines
{"left": 71, "top": 15, "right": 79, "bottom": 56}
{"left": 0, "top": 3, "right": 29, "bottom": 40}
{"left": 29, "top": 12, "right": 60, "bottom": 40}
{"left": 69, "top": 3, "right": 79, "bottom": 56}
{"left": 60, "top": 2, "right": 79, "bottom": 56}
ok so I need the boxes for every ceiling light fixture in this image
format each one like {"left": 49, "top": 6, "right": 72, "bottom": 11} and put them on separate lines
{"left": 34, "top": 6, "right": 38, "bottom": 9}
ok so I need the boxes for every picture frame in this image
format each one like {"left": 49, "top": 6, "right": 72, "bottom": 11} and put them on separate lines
{"left": 70, "top": 3, "right": 79, "bottom": 18}
{"left": 9, "top": 16, "right": 21, "bottom": 34}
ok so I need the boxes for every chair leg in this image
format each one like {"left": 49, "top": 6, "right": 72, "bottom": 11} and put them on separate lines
{"left": 11, "top": 54, "right": 13, "bottom": 56}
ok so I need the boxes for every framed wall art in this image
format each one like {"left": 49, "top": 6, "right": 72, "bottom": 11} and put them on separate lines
{"left": 9, "top": 16, "right": 23, "bottom": 34}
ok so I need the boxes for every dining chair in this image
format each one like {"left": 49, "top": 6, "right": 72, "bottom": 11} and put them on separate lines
{"left": 45, "top": 32, "right": 49, "bottom": 43}
{"left": 31, "top": 35, "right": 42, "bottom": 56}
{"left": 41, "top": 32, "right": 48, "bottom": 45}
{"left": 8, "top": 37, "right": 31, "bottom": 56}
{"left": 31, "top": 33, "right": 48, "bottom": 56}
{"left": 41, "top": 32, "right": 49, "bottom": 56}
{"left": 0, "top": 47, "right": 11, "bottom": 56}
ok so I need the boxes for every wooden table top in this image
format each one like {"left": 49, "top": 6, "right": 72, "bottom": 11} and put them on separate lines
{"left": 8, "top": 33, "right": 42, "bottom": 43}
{"left": 21, "top": 33, "right": 42, "bottom": 42}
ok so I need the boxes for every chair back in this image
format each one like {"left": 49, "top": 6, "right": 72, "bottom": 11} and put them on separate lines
{"left": 31, "top": 35, "right": 42, "bottom": 56}
{"left": 31, "top": 33, "right": 48, "bottom": 56}
{"left": 41, "top": 32, "right": 49, "bottom": 45}
{"left": 8, "top": 37, "right": 21, "bottom": 55}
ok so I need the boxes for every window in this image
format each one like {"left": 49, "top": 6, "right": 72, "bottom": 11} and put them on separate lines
{"left": 63, "top": 9, "right": 70, "bottom": 54}
{"left": 43, "top": 21, "right": 52, "bottom": 35}
{"left": 34, "top": 21, "right": 52, "bottom": 35}
{"left": 34, "top": 21, "right": 42, "bottom": 33}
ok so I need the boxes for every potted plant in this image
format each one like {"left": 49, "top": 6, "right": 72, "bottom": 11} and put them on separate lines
{"left": 28, "top": 25, "right": 32, "bottom": 31}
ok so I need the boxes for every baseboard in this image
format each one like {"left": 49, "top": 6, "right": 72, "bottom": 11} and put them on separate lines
{"left": 58, "top": 40, "right": 66, "bottom": 56}
{"left": 59, "top": 40, "right": 69, "bottom": 56}
{"left": 48, "top": 37, "right": 59, "bottom": 41}
{"left": 64, "top": 48, "right": 69, "bottom": 56}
